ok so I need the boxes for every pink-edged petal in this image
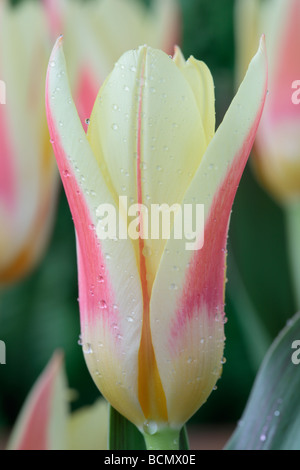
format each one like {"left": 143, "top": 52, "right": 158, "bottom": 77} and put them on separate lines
{"left": 150, "top": 37, "right": 268, "bottom": 427}
{"left": 0, "top": 0, "right": 59, "bottom": 282}
{"left": 46, "top": 38, "right": 145, "bottom": 427}
{"left": 7, "top": 352, "right": 68, "bottom": 450}
{"left": 0, "top": 102, "right": 16, "bottom": 213}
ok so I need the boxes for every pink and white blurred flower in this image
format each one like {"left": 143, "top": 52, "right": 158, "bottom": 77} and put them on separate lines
{"left": 46, "top": 37, "right": 267, "bottom": 447}
{"left": 0, "top": 1, "right": 59, "bottom": 283}
{"left": 236, "top": 0, "right": 300, "bottom": 204}
{"left": 43, "top": 0, "right": 181, "bottom": 131}
{"left": 7, "top": 352, "right": 108, "bottom": 450}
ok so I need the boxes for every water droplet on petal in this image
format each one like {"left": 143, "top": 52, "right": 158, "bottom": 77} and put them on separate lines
{"left": 143, "top": 420, "right": 158, "bottom": 435}
{"left": 142, "top": 246, "right": 152, "bottom": 257}
{"left": 99, "top": 300, "right": 107, "bottom": 309}
{"left": 83, "top": 343, "right": 93, "bottom": 354}
{"left": 112, "top": 123, "right": 118, "bottom": 131}
{"left": 169, "top": 283, "right": 178, "bottom": 291}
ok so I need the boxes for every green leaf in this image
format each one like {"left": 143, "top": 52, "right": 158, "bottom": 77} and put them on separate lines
{"left": 226, "top": 312, "right": 300, "bottom": 450}
{"left": 108, "top": 406, "right": 146, "bottom": 450}
{"left": 179, "top": 425, "right": 190, "bottom": 450}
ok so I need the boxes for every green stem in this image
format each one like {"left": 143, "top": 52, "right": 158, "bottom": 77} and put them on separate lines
{"left": 285, "top": 200, "right": 300, "bottom": 310}
{"left": 143, "top": 428, "right": 180, "bottom": 450}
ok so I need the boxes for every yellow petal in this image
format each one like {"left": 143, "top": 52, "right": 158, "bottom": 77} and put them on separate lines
{"left": 68, "top": 399, "right": 108, "bottom": 450}
{"left": 150, "top": 37, "right": 268, "bottom": 427}
{"left": 87, "top": 46, "right": 207, "bottom": 295}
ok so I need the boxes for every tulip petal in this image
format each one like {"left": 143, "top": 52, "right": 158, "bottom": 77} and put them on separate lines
{"left": 67, "top": 399, "right": 108, "bottom": 450}
{"left": 0, "top": 1, "right": 59, "bottom": 282}
{"left": 150, "top": 37, "right": 268, "bottom": 426}
{"left": 174, "top": 47, "right": 215, "bottom": 145}
{"left": 88, "top": 46, "right": 207, "bottom": 292}
{"left": 46, "top": 38, "right": 145, "bottom": 426}
{"left": 7, "top": 352, "right": 68, "bottom": 450}
{"left": 234, "top": 0, "right": 260, "bottom": 86}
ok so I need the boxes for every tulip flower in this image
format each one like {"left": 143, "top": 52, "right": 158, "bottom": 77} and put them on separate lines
{"left": 0, "top": 1, "right": 58, "bottom": 283}
{"left": 46, "top": 37, "right": 267, "bottom": 449}
{"left": 7, "top": 352, "right": 108, "bottom": 450}
{"left": 235, "top": 0, "right": 300, "bottom": 309}
{"left": 235, "top": 0, "right": 300, "bottom": 204}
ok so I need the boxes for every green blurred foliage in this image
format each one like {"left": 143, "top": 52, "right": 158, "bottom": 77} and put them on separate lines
{"left": 0, "top": 0, "right": 296, "bottom": 436}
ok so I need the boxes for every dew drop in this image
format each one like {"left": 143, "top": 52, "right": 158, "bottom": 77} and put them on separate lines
{"left": 83, "top": 343, "right": 93, "bottom": 354}
{"left": 99, "top": 300, "right": 107, "bottom": 309}
{"left": 112, "top": 123, "right": 118, "bottom": 131}
{"left": 142, "top": 246, "right": 152, "bottom": 257}
{"left": 143, "top": 420, "right": 158, "bottom": 436}
{"left": 85, "top": 118, "right": 90, "bottom": 125}
{"left": 260, "top": 434, "right": 266, "bottom": 442}
{"left": 50, "top": 60, "right": 56, "bottom": 67}
{"left": 169, "top": 283, "right": 178, "bottom": 291}
{"left": 97, "top": 275, "right": 104, "bottom": 284}
{"left": 63, "top": 169, "right": 70, "bottom": 178}
{"left": 127, "top": 316, "right": 134, "bottom": 323}
{"left": 77, "top": 335, "right": 83, "bottom": 346}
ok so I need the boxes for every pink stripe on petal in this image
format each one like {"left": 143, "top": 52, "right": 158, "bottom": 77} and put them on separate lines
{"left": 75, "top": 67, "right": 100, "bottom": 133}
{"left": 46, "top": 69, "right": 118, "bottom": 335}
{"left": 42, "top": 0, "right": 63, "bottom": 39}
{"left": 268, "top": 0, "right": 300, "bottom": 123}
{"left": 16, "top": 353, "right": 62, "bottom": 450}
{"left": 0, "top": 106, "right": 16, "bottom": 212}
{"left": 170, "top": 101, "right": 265, "bottom": 348}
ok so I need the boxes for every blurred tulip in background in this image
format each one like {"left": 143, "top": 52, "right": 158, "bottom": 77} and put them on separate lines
{"left": 235, "top": 0, "right": 300, "bottom": 309}
{"left": 0, "top": 1, "right": 59, "bottom": 284}
{"left": 7, "top": 352, "right": 108, "bottom": 450}
{"left": 235, "top": 0, "right": 300, "bottom": 204}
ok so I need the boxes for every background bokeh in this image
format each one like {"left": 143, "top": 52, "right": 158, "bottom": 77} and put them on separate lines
{"left": 0, "top": 0, "right": 296, "bottom": 446}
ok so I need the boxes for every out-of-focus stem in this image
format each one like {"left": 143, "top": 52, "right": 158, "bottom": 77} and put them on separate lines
{"left": 285, "top": 200, "right": 300, "bottom": 310}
